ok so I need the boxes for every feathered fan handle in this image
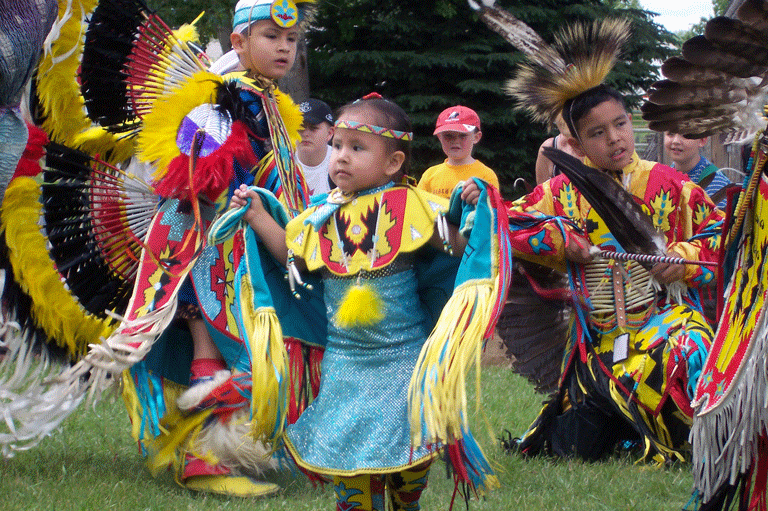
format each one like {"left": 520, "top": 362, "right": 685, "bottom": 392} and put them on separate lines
{"left": 541, "top": 147, "right": 668, "bottom": 264}
{"left": 468, "top": 0, "right": 564, "bottom": 73}
{"left": 591, "top": 249, "right": 718, "bottom": 268}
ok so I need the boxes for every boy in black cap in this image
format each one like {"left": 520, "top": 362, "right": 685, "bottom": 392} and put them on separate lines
{"left": 298, "top": 98, "right": 334, "bottom": 195}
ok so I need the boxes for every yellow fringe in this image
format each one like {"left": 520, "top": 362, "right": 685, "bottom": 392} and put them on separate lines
{"left": 408, "top": 280, "right": 494, "bottom": 445}
{"left": 121, "top": 370, "right": 216, "bottom": 477}
{"left": 238, "top": 275, "right": 289, "bottom": 443}
{"left": 273, "top": 87, "right": 302, "bottom": 149}
{"left": 1, "top": 178, "right": 116, "bottom": 357}
{"left": 137, "top": 71, "right": 223, "bottom": 179}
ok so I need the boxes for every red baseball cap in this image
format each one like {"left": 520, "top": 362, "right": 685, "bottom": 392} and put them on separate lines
{"left": 433, "top": 105, "right": 481, "bottom": 135}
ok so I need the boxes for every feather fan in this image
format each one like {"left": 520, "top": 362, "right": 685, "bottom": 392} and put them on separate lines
{"left": 41, "top": 143, "right": 157, "bottom": 317}
{"left": 683, "top": 34, "right": 768, "bottom": 78}
{"left": 641, "top": 8, "right": 768, "bottom": 142}
{"left": 541, "top": 147, "right": 667, "bottom": 263}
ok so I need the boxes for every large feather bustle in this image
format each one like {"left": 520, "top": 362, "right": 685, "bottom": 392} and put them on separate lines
{"left": 34, "top": 0, "right": 134, "bottom": 163}
{"left": 642, "top": 9, "right": 768, "bottom": 142}
{"left": 504, "top": 18, "right": 631, "bottom": 124}
{"left": 40, "top": 143, "right": 156, "bottom": 317}
{"left": 1, "top": 177, "right": 116, "bottom": 357}
{"left": 80, "top": 0, "right": 149, "bottom": 131}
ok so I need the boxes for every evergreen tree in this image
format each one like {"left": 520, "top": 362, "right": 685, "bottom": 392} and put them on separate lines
{"left": 306, "top": 0, "right": 675, "bottom": 198}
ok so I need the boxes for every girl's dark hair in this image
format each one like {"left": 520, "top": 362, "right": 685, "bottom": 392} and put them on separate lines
{"left": 336, "top": 95, "right": 413, "bottom": 175}
{"left": 562, "top": 84, "right": 626, "bottom": 138}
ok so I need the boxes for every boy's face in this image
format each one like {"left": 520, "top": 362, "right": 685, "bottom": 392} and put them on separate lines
{"left": 231, "top": 19, "right": 299, "bottom": 80}
{"left": 569, "top": 99, "right": 634, "bottom": 172}
{"left": 436, "top": 130, "right": 480, "bottom": 163}
{"left": 298, "top": 122, "right": 334, "bottom": 156}
{"left": 664, "top": 132, "right": 706, "bottom": 169}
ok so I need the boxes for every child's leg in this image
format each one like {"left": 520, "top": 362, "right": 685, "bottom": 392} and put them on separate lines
{"left": 386, "top": 462, "right": 431, "bottom": 511}
{"left": 334, "top": 474, "right": 386, "bottom": 511}
{"left": 188, "top": 317, "right": 226, "bottom": 383}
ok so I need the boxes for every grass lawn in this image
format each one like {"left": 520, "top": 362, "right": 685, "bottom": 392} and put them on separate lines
{"left": 1, "top": 366, "right": 694, "bottom": 510}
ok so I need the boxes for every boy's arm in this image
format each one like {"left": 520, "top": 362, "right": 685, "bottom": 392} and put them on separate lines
{"left": 666, "top": 182, "right": 724, "bottom": 287}
{"left": 461, "top": 179, "right": 588, "bottom": 269}
{"left": 231, "top": 185, "right": 291, "bottom": 265}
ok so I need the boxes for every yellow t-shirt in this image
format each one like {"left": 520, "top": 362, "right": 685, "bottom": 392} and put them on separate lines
{"left": 417, "top": 159, "right": 500, "bottom": 199}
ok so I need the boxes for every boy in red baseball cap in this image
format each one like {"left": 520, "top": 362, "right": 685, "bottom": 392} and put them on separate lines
{"left": 417, "top": 105, "right": 499, "bottom": 198}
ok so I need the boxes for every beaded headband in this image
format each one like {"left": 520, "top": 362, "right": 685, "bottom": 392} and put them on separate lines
{"left": 334, "top": 120, "right": 413, "bottom": 141}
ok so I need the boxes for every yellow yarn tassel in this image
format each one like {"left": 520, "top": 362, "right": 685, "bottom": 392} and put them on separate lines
{"left": 333, "top": 281, "right": 384, "bottom": 328}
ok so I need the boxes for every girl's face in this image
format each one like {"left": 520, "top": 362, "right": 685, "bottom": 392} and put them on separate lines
{"left": 329, "top": 108, "right": 404, "bottom": 194}
{"left": 569, "top": 98, "right": 635, "bottom": 172}
{"left": 231, "top": 19, "right": 298, "bottom": 80}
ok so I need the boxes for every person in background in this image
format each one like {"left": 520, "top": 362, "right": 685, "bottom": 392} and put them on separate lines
{"left": 534, "top": 112, "right": 582, "bottom": 184}
{"left": 297, "top": 98, "right": 334, "bottom": 195}
{"left": 664, "top": 132, "right": 733, "bottom": 209}
{"left": 418, "top": 105, "right": 499, "bottom": 198}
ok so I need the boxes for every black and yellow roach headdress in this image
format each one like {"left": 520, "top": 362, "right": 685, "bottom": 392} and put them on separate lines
{"left": 470, "top": 0, "right": 630, "bottom": 126}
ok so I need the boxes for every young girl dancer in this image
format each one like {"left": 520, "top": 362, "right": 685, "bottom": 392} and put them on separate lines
{"left": 230, "top": 93, "right": 507, "bottom": 509}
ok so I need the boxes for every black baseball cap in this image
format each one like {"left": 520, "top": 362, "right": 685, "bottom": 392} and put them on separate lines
{"left": 299, "top": 98, "right": 334, "bottom": 126}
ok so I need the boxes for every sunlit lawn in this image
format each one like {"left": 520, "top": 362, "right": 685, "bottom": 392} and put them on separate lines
{"left": 1, "top": 365, "right": 694, "bottom": 510}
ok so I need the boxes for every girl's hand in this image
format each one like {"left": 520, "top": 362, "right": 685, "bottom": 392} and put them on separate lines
{"left": 460, "top": 180, "right": 481, "bottom": 205}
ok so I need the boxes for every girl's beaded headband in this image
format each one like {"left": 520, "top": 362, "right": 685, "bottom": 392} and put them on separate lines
{"left": 334, "top": 120, "right": 413, "bottom": 141}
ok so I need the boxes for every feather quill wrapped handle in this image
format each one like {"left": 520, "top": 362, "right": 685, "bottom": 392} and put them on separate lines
{"left": 542, "top": 146, "right": 668, "bottom": 266}
{"left": 591, "top": 249, "right": 718, "bottom": 268}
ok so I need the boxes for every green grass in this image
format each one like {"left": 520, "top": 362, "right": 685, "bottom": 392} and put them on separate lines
{"left": 1, "top": 367, "right": 694, "bottom": 510}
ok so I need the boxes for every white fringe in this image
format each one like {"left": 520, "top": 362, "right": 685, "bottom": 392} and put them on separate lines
{"left": 195, "top": 408, "right": 278, "bottom": 476}
{"left": 0, "top": 306, "right": 84, "bottom": 457}
{"left": 0, "top": 290, "right": 179, "bottom": 457}
{"left": 690, "top": 295, "right": 768, "bottom": 502}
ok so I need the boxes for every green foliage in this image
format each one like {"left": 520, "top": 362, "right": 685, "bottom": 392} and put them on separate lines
{"left": 305, "top": 0, "right": 675, "bottom": 197}
{"left": 152, "top": 0, "right": 234, "bottom": 45}
{"left": 1, "top": 367, "right": 696, "bottom": 510}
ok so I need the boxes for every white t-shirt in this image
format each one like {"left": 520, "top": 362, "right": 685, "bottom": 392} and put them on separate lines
{"left": 300, "top": 145, "right": 333, "bottom": 196}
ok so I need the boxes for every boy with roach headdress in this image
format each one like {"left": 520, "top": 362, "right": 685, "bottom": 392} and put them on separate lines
{"left": 126, "top": 0, "right": 320, "bottom": 497}
{"left": 20, "top": 0, "right": 323, "bottom": 499}
{"left": 464, "top": 15, "right": 724, "bottom": 462}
